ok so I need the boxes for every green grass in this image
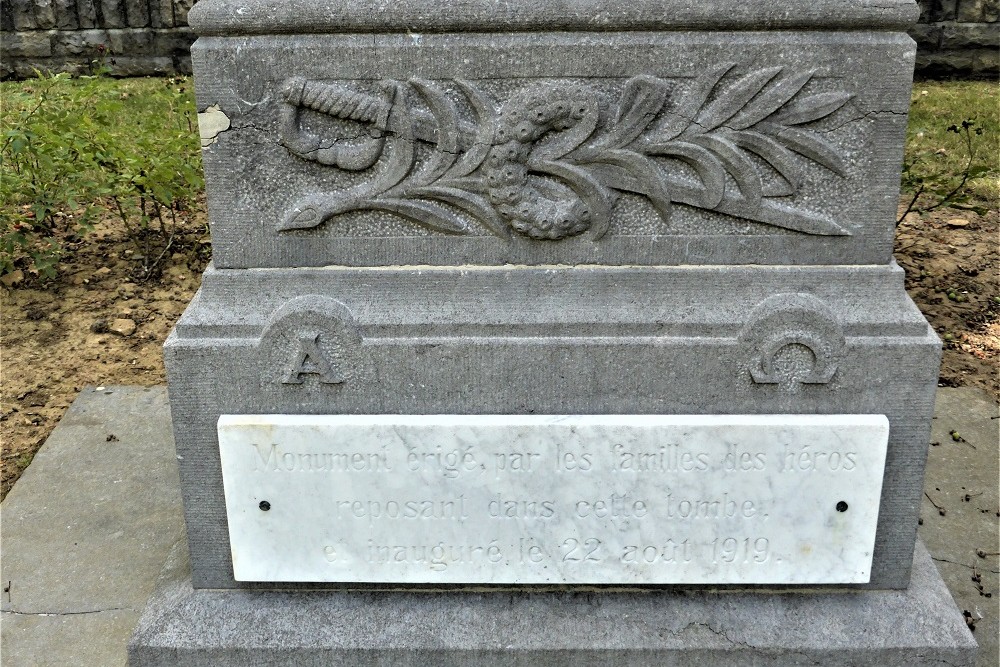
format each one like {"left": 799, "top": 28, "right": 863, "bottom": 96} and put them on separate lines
{"left": 0, "top": 74, "right": 200, "bottom": 187}
{"left": 1, "top": 74, "right": 198, "bottom": 144}
{"left": 905, "top": 81, "right": 1000, "bottom": 206}
{"left": 0, "top": 75, "right": 201, "bottom": 205}
{"left": 14, "top": 452, "right": 34, "bottom": 471}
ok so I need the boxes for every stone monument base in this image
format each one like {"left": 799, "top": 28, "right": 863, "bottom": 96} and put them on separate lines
{"left": 129, "top": 539, "right": 976, "bottom": 667}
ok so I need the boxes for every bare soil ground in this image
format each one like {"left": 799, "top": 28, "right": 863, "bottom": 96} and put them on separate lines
{"left": 895, "top": 205, "right": 999, "bottom": 395}
{"left": 1, "top": 208, "right": 210, "bottom": 498}
{"left": 1, "top": 200, "right": 997, "bottom": 499}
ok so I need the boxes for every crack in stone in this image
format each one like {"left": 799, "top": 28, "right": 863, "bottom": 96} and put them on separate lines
{"left": 197, "top": 104, "right": 232, "bottom": 147}
{"left": 816, "top": 108, "right": 909, "bottom": 134}
{"left": 2, "top": 606, "right": 130, "bottom": 616}
{"left": 932, "top": 556, "right": 1000, "bottom": 575}
{"left": 659, "top": 620, "right": 758, "bottom": 650}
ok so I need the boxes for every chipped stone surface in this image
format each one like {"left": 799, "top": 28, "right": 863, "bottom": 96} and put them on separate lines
{"left": 192, "top": 30, "right": 916, "bottom": 269}
{"left": 197, "top": 103, "right": 229, "bottom": 147}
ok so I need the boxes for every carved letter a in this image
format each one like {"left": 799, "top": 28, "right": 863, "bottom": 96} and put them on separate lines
{"left": 282, "top": 333, "right": 344, "bottom": 385}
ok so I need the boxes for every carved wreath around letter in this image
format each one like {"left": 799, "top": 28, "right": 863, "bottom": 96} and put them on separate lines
{"left": 277, "top": 66, "right": 854, "bottom": 240}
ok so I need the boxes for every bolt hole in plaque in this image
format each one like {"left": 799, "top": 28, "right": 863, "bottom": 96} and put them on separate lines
{"left": 218, "top": 415, "right": 888, "bottom": 585}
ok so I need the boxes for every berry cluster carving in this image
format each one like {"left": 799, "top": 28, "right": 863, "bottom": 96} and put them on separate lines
{"left": 278, "top": 65, "right": 854, "bottom": 239}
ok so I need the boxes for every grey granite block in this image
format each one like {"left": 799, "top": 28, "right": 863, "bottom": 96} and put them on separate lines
{"left": 11, "top": 0, "right": 38, "bottom": 31}
{"left": 152, "top": 8, "right": 957, "bottom": 666}
{"left": 128, "top": 537, "right": 976, "bottom": 666}
{"left": 0, "top": 30, "right": 52, "bottom": 57}
{"left": 54, "top": 0, "right": 79, "bottom": 30}
{"left": 32, "top": 0, "right": 56, "bottom": 30}
{"left": 187, "top": 0, "right": 922, "bottom": 34}
{"left": 100, "top": 0, "right": 126, "bottom": 29}
{"left": 191, "top": 30, "right": 916, "bottom": 268}
{"left": 164, "top": 262, "right": 940, "bottom": 590}
{"left": 76, "top": 0, "right": 99, "bottom": 29}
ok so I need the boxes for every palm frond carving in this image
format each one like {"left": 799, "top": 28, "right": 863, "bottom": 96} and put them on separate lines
{"left": 277, "top": 66, "right": 854, "bottom": 239}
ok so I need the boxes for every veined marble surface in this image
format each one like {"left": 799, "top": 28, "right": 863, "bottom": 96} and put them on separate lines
{"left": 218, "top": 414, "right": 888, "bottom": 584}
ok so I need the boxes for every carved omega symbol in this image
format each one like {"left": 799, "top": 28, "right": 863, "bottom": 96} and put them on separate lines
{"left": 750, "top": 331, "right": 838, "bottom": 386}
{"left": 277, "top": 65, "right": 855, "bottom": 240}
{"left": 739, "top": 294, "right": 846, "bottom": 391}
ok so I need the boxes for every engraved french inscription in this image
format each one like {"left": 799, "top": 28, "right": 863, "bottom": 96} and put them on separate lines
{"left": 218, "top": 414, "right": 888, "bottom": 584}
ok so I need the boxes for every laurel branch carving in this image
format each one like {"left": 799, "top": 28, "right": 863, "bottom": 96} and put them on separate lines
{"left": 277, "top": 66, "right": 854, "bottom": 239}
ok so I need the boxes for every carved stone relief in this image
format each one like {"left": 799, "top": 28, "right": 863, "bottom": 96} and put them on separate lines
{"left": 277, "top": 66, "right": 854, "bottom": 240}
{"left": 739, "top": 294, "right": 845, "bottom": 391}
{"left": 258, "top": 296, "right": 363, "bottom": 388}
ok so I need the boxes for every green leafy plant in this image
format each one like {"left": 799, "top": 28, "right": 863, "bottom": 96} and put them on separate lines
{"left": 1, "top": 72, "right": 104, "bottom": 277}
{"left": 100, "top": 75, "right": 203, "bottom": 280}
{"left": 898, "top": 118, "right": 991, "bottom": 224}
{"left": 1, "top": 68, "right": 203, "bottom": 280}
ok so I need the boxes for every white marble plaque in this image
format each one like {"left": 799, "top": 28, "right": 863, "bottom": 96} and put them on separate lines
{"left": 218, "top": 414, "right": 889, "bottom": 584}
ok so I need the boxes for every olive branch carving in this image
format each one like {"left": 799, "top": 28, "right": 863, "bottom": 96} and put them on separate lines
{"left": 277, "top": 65, "right": 854, "bottom": 239}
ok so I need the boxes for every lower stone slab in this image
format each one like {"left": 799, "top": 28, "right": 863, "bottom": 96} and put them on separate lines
{"left": 128, "top": 539, "right": 976, "bottom": 667}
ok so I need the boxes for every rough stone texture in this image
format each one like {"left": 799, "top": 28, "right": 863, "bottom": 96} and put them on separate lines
{"left": 149, "top": 0, "right": 175, "bottom": 28}
{"left": 940, "top": 21, "right": 1000, "bottom": 46}
{"left": 33, "top": 0, "right": 56, "bottom": 30}
{"left": 128, "top": 538, "right": 976, "bottom": 666}
{"left": 102, "top": 0, "right": 127, "bottom": 28}
{"left": 916, "top": 47, "right": 1000, "bottom": 76}
{"left": 0, "top": 0, "right": 194, "bottom": 79}
{"left": 2, "top": 31, "right": 53, "bottom": 57}
{"left": 910, "top": 22, "right": 945, "bottom": 48}
{"left": 0, "top": 387, "right": 185, "bottom": 667}
{"left": 0, "top": 27, "right": 195, "bottom": 79}
{"left": 50, "top": 27, "right": 110, "bottom": 54}
{"left": 921, "top": 388, "right": 999, "bottom": 667}
{"left": 10, "top": 0, "right": 37, "bottom": 30}
{"left": 125, "top": 0, "right": 151, "bottom": 28}
{"left": 186, "top": 0, "right": 922, "bottom": 33}
{"left": 958, "top": 0, "right": 1000, "bottom": 21}
{"left": 54, "top": 0, "right": 79, "bottom": 30}
{"left": 77, "top": 0, "right": 98, "bottom": 29}
{"left": 150, "top": 1, "right": 957, "bottom": 663}
{"left": 919, "top": 0, "right": 999, "bottom": 23}
{"left": 164, "top": 263, "right": 941, "bottom": 591}
{"left": 193, "top": 31, "right": 915, "bottom": 269}
{"left": 914, "top": 0, "right": 1000, "bottom": 76}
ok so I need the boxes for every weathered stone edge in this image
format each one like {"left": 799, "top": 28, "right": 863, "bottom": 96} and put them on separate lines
{"left": 127, "top": 539, "right": 976, "bottom": 665}
{"left": 187, "top": 0, "right": 921, "bottom": 36}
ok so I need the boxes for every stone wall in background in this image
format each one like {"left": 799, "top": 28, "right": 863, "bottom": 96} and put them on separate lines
{"left": 1, "top": 0, "right": 997, "bottom": 79}
{"left": 0, "top": 1, "right": 196, "bottom": 79}
{"left": 913, "top": 0, "right": 1000, "bottom": 76}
